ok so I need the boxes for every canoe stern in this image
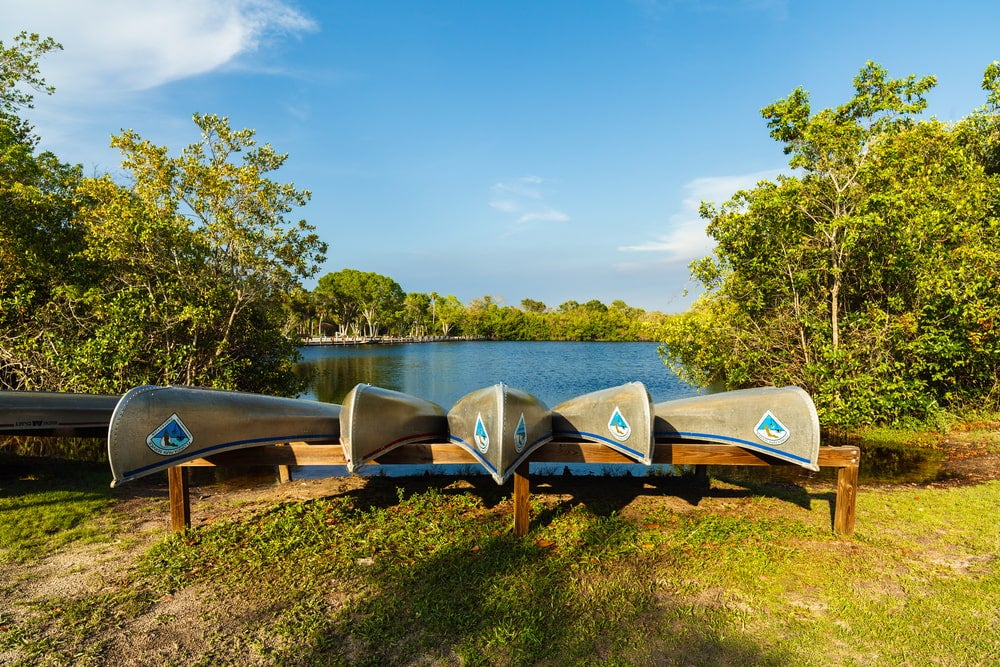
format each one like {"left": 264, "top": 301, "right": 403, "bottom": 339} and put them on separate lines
{"left": 552, "top": 382, "right": 655, "bottom": 464}
{"left": 341, "top": 383, "right": 447, "bottom": 472}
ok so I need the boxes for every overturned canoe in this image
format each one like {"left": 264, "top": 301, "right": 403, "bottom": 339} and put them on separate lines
{"left": 448, "top": 383, "right": 552, "bottom": 484}
{"left": 552, "top": 382, "right": 655, "bottom": 464}
{"left": 0, "top": 391, "right": 119, "bottom": 438}
{"left": 341, "top": 383, "right": 448, "bottom": 472}
{"left": 108, "top": 385, "right": 341, "bottom": 487}
{"left": 654, "top": 386, "right": 820, "bottom": 471}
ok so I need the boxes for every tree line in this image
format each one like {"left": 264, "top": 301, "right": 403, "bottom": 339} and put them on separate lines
{"left": 288, "top": 268, "right": 670, "bottom": 342}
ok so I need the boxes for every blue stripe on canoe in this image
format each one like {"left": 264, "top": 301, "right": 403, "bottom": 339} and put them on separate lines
{"left": 448, "top": 435, "right": 498, "bottom": 474}
{"left": 122, "top": 433, "right": 340, "bottom": 478}
{"left": 503, "top": 433, "right": 554, "bottom": 475}
{"left": 553, "top": 429, "right": 647, "bottom": 460}
{"left": 654, "top": 430, "right": 811, "bottom": 465}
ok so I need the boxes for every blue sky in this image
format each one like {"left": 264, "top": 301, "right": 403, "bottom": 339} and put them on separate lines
{"left": 4, "top": 0, "right": 999, "bottom": 312}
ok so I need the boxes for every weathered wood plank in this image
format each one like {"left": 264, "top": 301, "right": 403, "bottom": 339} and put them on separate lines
{"left": 179, "top": 441, "right": 859, "bottom": 468}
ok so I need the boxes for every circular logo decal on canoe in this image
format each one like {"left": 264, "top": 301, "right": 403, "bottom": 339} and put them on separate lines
{"left": 474, "top": 413, "right": 490, "bottom": 453}
{"left": 146, "top": 413, "right": 193, "bottom": 456}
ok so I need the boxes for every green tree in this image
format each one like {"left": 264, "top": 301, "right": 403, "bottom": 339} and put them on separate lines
{"left": 403, "top": 292, "right": 431, "bottom": 337}
{"left": 0, "top": 31, "right": 60, "bottom": 140}
{"left": 0, "top": 33, "right": 85, "bottom": 390}
{"left": 314, "top": 269, "right": 361, "bottom": 337}
{"left": 313, "top": 269, "right": 404, "bottom": 338}
{"left": 520, "top": 298, "right": 547, "bottom": 313}
{"left": 434, "top": 294, "right": 465, "bottom": 336}
{"left": 662, "top": 62, "right": 1000, "bottom": 426}
{"left": 32, "top": 114, "right": 327, "bottom": 394}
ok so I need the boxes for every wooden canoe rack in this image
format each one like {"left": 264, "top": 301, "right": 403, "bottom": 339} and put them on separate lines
{"left": 168, "top": 441, "right": 860, "bottom": 536}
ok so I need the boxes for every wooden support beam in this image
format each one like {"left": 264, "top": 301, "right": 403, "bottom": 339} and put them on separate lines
{"left": 178, "top": 442, "right": 858, "bottom": 468}
{"left": 513, "top": 461, "right": 530, "bottom": 537}
{"left": 834, "top": 457, "right": 860, "bottom": 536}
{"left": 168, "top": 466, "right": 190, "bottom": 531}
{"left": 169, "top": 442, "right": 861, "bottom": 536}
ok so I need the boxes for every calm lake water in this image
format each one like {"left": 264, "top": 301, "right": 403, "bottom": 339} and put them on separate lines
{"left": 295, "top": 340, "right": 697, "bottom": 409}
{"left": 291, "top": 341, "right": 697, "bottom": 479}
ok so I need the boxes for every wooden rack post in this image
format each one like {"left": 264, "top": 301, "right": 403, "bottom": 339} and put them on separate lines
{"left": 168, "top": 465, "right": 189, "bottom": 532}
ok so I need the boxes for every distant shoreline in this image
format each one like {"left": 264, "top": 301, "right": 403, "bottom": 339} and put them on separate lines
{"left": 300, "top": 335, "right": 485, "bottom": 346}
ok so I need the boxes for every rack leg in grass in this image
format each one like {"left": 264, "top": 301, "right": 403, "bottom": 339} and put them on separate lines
{"left": 513, "top": 461, "right": 530, "bottom": 537}
{"left": 168, "top": 466, "right": 190, "bottom": 531}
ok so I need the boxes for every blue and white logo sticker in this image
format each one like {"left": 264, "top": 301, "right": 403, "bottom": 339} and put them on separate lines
{"left": 146, "top": 413, "right": 193, "bottom": 456}
{"left": 608, "top": 406, "right": 631, "bottom": 442}
{"left": 754, "top": 411, "right": 790, "bottom": 446}
{"left": 474, "top": 413, "right": 490, "bottom": 453}
{"left": 513, "top": 413, "right": 527, "bottom": 452}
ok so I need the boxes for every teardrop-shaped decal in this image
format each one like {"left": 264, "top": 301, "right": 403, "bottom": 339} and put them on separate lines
{"left": 513, "top": 413, "right": 527, "bottom": 452}
{"left": 474, "top": 413, "right": 490, "bottom": 453}
{"left": 608, "top": 406, "right": 631, "bottom": 442}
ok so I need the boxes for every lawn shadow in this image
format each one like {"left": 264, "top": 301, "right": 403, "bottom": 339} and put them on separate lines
{"left": 281, "top": 495, "right": 794, "bottom": 666}
{"left": 0, "top": 452, "right": 114, "bottom": 499}
{"left": 524, "top": 468, "right": 839, "bottom": 532}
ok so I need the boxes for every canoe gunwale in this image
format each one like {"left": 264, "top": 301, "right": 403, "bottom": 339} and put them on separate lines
{"left": 654, "top": 430, "right": 819, "bottom": 470}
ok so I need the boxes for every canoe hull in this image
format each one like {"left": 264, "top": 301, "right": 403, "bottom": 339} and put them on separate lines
{"left": 448, "top": 384, "right": 552, "bottom": 484}
{"left": 654, "top": 386, "right": 820, "bottom": 470}
{"left": 552, "top": 382, "right": 655, "bottom": 464}
{"left": 108, "top": 385, "right": 341, "bottom": 486}
{"left": 0, "top": 391, "right": 119, "bottom": 438}
{"left": 341, "top": 383, "right": 447, "bottom": 472}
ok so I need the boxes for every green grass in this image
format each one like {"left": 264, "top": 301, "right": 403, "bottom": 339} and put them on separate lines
{"left": 1, "top": 460, "right": 998, "bottom": 666}
{"left": 0, "top": 455, "right": 116, "bottom": 564}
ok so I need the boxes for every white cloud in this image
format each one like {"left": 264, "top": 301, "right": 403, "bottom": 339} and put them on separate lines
{"left": 2, "top": 0, "right": 317, "bottom": 100}
{"left": 489, "top": 175, "right": 570, "bottom": 226}
{"left": 519, "top": 207, "right": 570, "bottom": 224}
{"left": 617, "top": 168, "right": 781, "bottom": 263}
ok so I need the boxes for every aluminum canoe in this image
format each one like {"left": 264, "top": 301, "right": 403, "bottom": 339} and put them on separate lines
{"left": 447, "top": 383, "right": 552, "bottom": 484}
{"left": 108, "top": 385, "right": 341, "bottom": 487}
{"left": 654, "top": 386, "right": 820, "bottom": 470}
{"left": 341, "top": 383, "right": 448, "bottom": 473}
{"left": 551, "top": 382, "right": 655, "bottom": 464}
{"left": 0, "top": 391, "right": 119, "bottom": 438}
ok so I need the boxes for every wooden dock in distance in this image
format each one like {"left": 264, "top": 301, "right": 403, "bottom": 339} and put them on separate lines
{"left": 169, "top": 441, "right": 860, "bottom": 537}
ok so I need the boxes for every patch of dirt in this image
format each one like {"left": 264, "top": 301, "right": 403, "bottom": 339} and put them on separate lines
{"left": 934, "top": 435, "right": 1000, "bottom": 485}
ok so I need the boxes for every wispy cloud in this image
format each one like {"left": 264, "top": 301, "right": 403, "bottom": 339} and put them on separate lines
{"left": 617, "top": 168, "right": 781, "bottom": 264}
{"left": 489, "top": 175, "right": 570, "bottom": 226}
{"left": 5, "top": 0, "right": 317, "bottom": 100}
{"left": 632, "top": 0, "right": 789, "bottom": 19}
